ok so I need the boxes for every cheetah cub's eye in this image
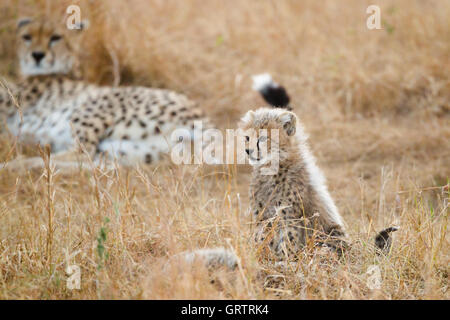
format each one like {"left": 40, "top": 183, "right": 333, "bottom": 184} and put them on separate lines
{"left": 50, "top": 35, "right": 62, "bottom": 43}
{"left": 245, "top": 136, "right": 250, "bottom": 142}
{"left": 258, "top": 136, "right": 268, "bottom": 143}
{"left": 22, "top": 34, "right": 32, "bottom": 41}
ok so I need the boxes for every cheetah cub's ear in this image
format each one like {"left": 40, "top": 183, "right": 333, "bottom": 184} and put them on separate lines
{"left": 280, "top": 111, "right": 296, "bottom": 136}
{"left": 241, "top": 110, "right": 255, "bottom": 125}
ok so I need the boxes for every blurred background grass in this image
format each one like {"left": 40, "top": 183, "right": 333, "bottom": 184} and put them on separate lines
{"left": 1, "top": 0, "right": 449, "bottom": 119}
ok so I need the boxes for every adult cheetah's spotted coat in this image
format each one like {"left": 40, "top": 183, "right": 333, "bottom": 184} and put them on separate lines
{"left": 0, "top": 17, "right": 210, "bottom": 168}
{"left": 2, "top": 75, "right": 208, "bottom": 166}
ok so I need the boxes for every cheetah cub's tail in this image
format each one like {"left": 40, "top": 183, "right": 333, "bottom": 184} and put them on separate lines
{"left": 374, "top": 226, "right": 399, "bottom": 254}
{"left": 252, "top": 73, "right": 291, "bottom": 110}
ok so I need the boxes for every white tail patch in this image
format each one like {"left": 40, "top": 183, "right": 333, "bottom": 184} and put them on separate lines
{"left": 251, "top": 73, "right": 275, "bottom": 91}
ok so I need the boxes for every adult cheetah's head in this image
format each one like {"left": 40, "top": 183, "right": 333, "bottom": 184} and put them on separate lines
{"left": 240, "top": 108, "right": 300, "bottom": 166}
{"left": 16, "top": 17, "right": 87, "bottom": 76}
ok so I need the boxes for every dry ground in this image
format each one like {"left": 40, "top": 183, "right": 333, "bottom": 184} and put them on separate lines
{"left": 0, "top": 0, "right": 448, "bottom": 299}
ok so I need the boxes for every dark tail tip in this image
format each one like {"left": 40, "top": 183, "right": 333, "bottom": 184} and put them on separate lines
{"left": 375, "top": 226, "right": 399, "bottom": 253}
{"left": 252, "top": 73, "right": 291, "bottom": 110}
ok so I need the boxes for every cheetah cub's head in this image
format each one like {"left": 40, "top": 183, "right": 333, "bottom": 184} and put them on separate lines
{"left": 16, "top": 17, "right": 87, "bottom": 76}
{"left": 240, "top": 108, "right": 300, "bottom": 167}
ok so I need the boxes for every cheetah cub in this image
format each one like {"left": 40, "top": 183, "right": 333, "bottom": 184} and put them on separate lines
{"left": 240, "top": 107, "right": 348, "bottom": 260}
{"left": 240, "top": 107, "right": 398, "bottom": 260}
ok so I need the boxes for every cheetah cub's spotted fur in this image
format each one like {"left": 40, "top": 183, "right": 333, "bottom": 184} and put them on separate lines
{"left": 0, "top": 18, "right": 210, "bottom": 169}
{"left": 240, "top": 108, "right": 348, "bottom": 260}
{"left": 182, "top": 107, "right": 398, "bottom": 269}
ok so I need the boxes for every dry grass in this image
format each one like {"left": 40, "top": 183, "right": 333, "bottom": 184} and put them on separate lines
{"left": 0, "top": 0, "right": 448, "bottom": 299}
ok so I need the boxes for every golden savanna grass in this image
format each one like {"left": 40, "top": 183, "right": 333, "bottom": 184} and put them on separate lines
{"left": 0, "top": 0, "right": 448, "bottom": 299}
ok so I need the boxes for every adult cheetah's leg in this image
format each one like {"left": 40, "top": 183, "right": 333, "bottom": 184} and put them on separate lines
{"left": 0, "top": 103, "right": 116, "bottom": 172}
{"left": 0, "top": 150, "right": 91, "bottom": 172}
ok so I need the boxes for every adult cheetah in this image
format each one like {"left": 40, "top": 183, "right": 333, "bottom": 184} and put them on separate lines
{"left": 0, "top": 17, "right": 210, "bottom": 170}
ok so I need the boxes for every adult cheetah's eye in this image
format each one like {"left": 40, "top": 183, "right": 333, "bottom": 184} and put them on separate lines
{"left": 22, "top": 34, "right": 32, "bottom": 41}
{"left": 50, "top": 34, "right": 62, "bottom": 43}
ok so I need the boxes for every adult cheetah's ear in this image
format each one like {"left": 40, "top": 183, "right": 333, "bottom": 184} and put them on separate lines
{"left": 68, "top": 19, "right": 90, "bottom": 32}
{"left": 280, "top": 111, "right": 296, "bottom": 136}
{"left": 17, "top": 18, "right": 32, "bottom": 30}
{"left": 76, "top": 19, "right": 90, "bottom": 31}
